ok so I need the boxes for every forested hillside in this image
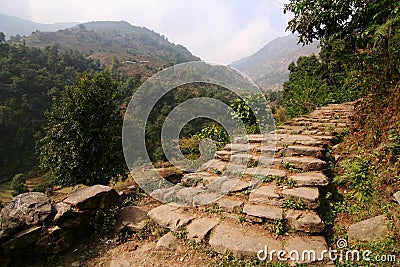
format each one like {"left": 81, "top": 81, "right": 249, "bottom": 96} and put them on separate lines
{"left": 0, "top": 41, "right": 101, "bottom": 182}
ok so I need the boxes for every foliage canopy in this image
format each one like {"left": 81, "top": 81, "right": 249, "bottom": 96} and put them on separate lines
{"left": 40, "top": 71, "right": 127, "bottom": 186}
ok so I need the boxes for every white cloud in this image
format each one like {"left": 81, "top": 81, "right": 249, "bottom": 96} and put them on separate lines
{"left": 0, "top": 0, "right": 290, "bottom": 64}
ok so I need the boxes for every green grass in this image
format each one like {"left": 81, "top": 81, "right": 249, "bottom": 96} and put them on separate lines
{"left": 0, "top": 180, "right": 13, "bottom": 204}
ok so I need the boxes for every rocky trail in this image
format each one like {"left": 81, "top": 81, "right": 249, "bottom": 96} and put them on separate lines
{"left": 0, "top": 102, "right": 356, "bottom": 267}
{"left": 119, "top": 101, "right": 355, "bottom": 266}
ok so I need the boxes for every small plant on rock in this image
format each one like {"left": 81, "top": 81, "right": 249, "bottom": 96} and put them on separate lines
{"left": 281, "top": 197, "right": 304, "bottom": 210}
{"left": 274, "top": 219, "right": 286, "bottom": 235}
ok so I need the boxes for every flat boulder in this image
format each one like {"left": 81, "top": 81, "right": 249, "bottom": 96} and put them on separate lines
{"left": 114, "top": 206, "right": 147, "bottom": 233}
{"left": 348, "top": 215, "right": 389, "bottom": 242}
{"left": 282, "top": 157, "right": 326, "bottom": 172}
{"left": 288, "top": 172, "right": 329, "bottom": 187}
{"left": 282, "top": 187, "right": 320, "bottom": 209}
{"left": 283, "top": 236, "right": 328, "bottom": 264}
{"left": 249, "top": 185, "right": 282, "bottom": 206}
{"left": 156, "top": 232, "right": 179, "bottom": 249}
{"left": 62, "top": 185, "right": 120, "bottom": 210}
{"left": 218, "top": 198, "right": 243, "bottom": 212}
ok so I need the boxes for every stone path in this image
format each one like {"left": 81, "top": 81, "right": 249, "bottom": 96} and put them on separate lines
{"left": 146, "top": 102, "right": 355, "bottom": 264}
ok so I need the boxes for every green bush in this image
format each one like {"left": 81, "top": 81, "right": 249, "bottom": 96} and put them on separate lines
{"left": 194, "top": 124, "right": 230, "bottom": 150}
{"left": 342, "top": 155, "right": 371, "bottom": 197}
{"left": 11, "top": 173, "right": 28, "bottom": 196}
{"left": 229, "top": 92, "right": 271, "bottom": 134}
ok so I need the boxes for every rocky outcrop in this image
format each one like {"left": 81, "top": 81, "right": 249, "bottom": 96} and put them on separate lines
{"left": 0, "top": 185, "right": 121, "bottom": 262}
{"left": 0, "top": 192, "right": 51, "bottom": 241}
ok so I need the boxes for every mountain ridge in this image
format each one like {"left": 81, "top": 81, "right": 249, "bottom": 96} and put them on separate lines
{"left": 0, "top": 13, "right": 77, "bottom": 39}
{"left": 9, "top": 19, "right": 200, "bottom": 77}
{"left": 231, "top": 34, "right": 319, "bottom": 91}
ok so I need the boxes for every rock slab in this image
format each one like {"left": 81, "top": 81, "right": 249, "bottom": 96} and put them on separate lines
{"left": 186, "top": 217, "right": 219, "bottom": 243}
{"left": 62, "top": 185, "right": 120, "bottom": 210}
{"left": 348, "top": 215, "right": 389, "bottom": 242}
{"left": 209, "top": 222, "right": 282, "bottom": 259}
{"left": 147, "top": 205, "right": 195, "bottom": 231}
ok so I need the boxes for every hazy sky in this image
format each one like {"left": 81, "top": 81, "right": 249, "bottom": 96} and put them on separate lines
{"left": 0, "top": 0, "right": 291, "bottom": 64}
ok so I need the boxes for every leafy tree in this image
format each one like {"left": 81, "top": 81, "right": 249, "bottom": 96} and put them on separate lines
{"left": 282, "top": 0, "right": 400, "bottom": 117}
{"left": 11, "top": 173, "right": 28, "bottom": 196}
{"left": 229, "top": 92, "right": 271, "bottom": 133}
{"left": 284, "top": 0, "right": 398, "bottom": 45}
{"left": 40, "top": 71, "right": 127, "bottom": 186}
{"left": 0, "top": 32, "right": 5, "bottom": 42}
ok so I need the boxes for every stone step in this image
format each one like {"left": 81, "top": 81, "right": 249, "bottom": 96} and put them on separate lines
{"left": 240, "top": 203, "right": 325, "bottom": 233}
{"left": 249, "top": 184, "right": 282, "bottom": 206}
{"left": 282, "top": 156, "right": 327, "bottom": 171}
{"left": 301, "top": 130, "right": 319, "bottom": 135}
{"left": 204, "top": 159, "right": 228, "bottom": 173}
{"left": 314, "top": 135, "right": 335, "bottom": 142}
{"left": 181, "top": 171, "right": 219, "bottom": 186}
{"left": 248, "top": 184, "right": 320, "bottom": 209}
{"left": 244, "top": 168, "right": 287, "bottom": 179}
{"left": 218, "top": 198, "right": 244, "bottom": 212}
{"left": 280, "top": 145, "right": 324, "bottom": 158}
{"left": 281, "top": 187, "right": 320, "bottom": 209}
{"left": 147, "top": 204, "right": 195, "bottom": 231}
{"left": 186, "top": 217, "right": 219, "bottom": 243}
{"left": 276, "top": 134, "right": 327, "bottom": 147}
{"left": 285, "top": 209, "right": 324, "bottom": 233}
{"left": 209, "top": 221, "right": 329, "bottom": 263}
{"left": 224, "top": 164, "right": 287, "bottom": 179}
{"left": 230, "top": 154, "right": 274, "bottom": 167}
{"left": 209, "top": 222, "right": 282, "bottom": 259}
{"left": 243, "top": 204, "right": 284, "bottom": 220}
{"left": 223, "top": 143, "right": 259, "bottom": 152}
{"left": 215, "top": 150, "right": 232, "bottom": 161}
{"left": 288, "top": 172, "right": 329, "bottom": 187}
{"left": 235, "top": 134, "right": 329, "bottom": 147}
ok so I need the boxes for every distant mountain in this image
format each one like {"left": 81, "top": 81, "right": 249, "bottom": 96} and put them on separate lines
{"left": 231, "top": 34, "right": 319, "bottom": 91}
{"left": 0, "top": 14, "right": 77, "bottom": 39}
{"left": 13, "top": 20, "right": 200, "bottom": 77}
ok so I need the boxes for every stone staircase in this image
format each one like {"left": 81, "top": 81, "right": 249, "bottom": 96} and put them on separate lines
{"left": 146, "top": 102, "right": 355, "bottom": 265}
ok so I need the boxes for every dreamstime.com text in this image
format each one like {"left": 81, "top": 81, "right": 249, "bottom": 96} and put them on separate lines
{"left": 257, "top": 239, "right": 397, "bottom": 263}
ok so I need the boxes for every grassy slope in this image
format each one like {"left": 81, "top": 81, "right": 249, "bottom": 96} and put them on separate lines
{"left": 325, "top": 86, "right": 400, "bottom": 266}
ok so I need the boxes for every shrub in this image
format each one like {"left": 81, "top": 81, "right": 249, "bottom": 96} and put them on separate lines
{"left": 11, "top": 173, "right": 28, "bottom": 196}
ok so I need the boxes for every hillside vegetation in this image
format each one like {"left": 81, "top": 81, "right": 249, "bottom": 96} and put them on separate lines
{"left": 0, "top": 41, "right": 101, "bottom": 182}
{"left": 283, "top": 0, "right": 400, "bottom": 262}
{"left": 0, "top": 20, "right": 201, "bottom": 187}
